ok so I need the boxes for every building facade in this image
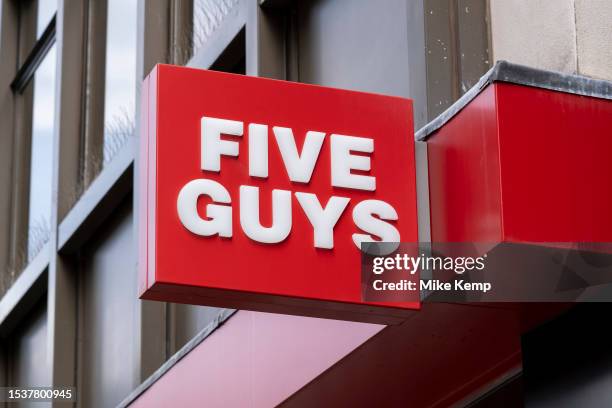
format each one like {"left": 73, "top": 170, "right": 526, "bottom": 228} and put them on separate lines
{"left": 0, "top": 0, "right": 611, "bottom": 407}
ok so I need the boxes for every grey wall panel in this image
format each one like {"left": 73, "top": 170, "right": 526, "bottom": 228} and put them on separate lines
{"left": 296, "top": 0, "right": 415, "bottom": 102}
{"left": 8, "top": 296, "right": 49, "bottom": 395}
{"left": 424, "top": 0, "right": 456, "bottom": 119}
{"left": 78, "top": 199, "right": 137, "bottom": 408}
{"left": 455, "top": 0, "right": 490, "bottom": 93}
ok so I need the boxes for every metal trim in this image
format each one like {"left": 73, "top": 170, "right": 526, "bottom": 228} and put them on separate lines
{"left": 0, "top": 242, "right": 49, "bottom": 336}
{"left": 458, "top": 365, "right": 522, "bottom": 408}
{"left": 58, "top": 141, "right": 135, "bottom": 254}
{"left": 116, "top": 308, "right": 237, "bottom": 408}
{"left": 415, "top": 60, "right": 612, "bottom": 141}
{"left": 10, "top": 15, "right": 57, "bottom": 93}
{"left": 187, "top": 0, "right": 246, "bottom": 70}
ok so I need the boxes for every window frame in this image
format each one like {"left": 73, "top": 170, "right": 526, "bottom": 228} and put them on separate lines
{"left": 6, "top": 1, "right": 57, "bottom": 283}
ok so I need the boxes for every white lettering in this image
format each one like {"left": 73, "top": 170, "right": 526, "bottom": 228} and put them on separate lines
{"left": 177, "top": 179, "right": 232, "bottom": 237}
{"left": 352, "top": 199, "right": 400, "bottom": 249}
{"left": 273, "top": 127, "right": 325, "bottom": 183}
{"left": 248, "top": 123, "right": 268, "bottom": 178}
{"left": 331, "top": 134, "right": 375, "bottom": 191}
{"left": 295, "top": 192, "right": 350, "bottom": 249}
{"left": 201, "top": 117, "right": 243, "bottom": 172}
{"left": 239, "top": 186, "right": 292, "bottom": 244}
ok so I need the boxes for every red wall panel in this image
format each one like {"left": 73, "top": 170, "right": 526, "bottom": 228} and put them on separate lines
{"left": 428, "top": 82, "right": 612, "bottom": 244}
{"left": 427, "top": 85, "right": 503, "bottom": 242}
{"left": 496, "top": 83, "right": 612, "bottom": 242}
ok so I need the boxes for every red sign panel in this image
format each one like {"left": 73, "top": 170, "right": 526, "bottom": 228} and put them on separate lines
{"left": 139, "top": 65, "right": 419, "bottom": 324}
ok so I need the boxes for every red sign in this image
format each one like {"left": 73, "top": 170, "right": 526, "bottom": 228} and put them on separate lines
{"left": 139, "top": 65, "right": 419, "bottom": 324}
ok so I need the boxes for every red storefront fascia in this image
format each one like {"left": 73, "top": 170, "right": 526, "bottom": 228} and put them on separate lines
{"left": 123, "top": 61, "right": 612, "bottom": 407}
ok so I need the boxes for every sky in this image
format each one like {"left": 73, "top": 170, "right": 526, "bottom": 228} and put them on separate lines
{"left": 103, "top": 0, "right": 138, "bottom": 163}
{"left": 27, "top": 0, "right": 138, "bottom": 260}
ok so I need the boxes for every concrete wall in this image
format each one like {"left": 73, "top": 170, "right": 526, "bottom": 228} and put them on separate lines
{"left": 574, "top": 0, "right": 612, "bottom": 79}
{"left": 489, "top": 0, "right": 612, "bottom": 80}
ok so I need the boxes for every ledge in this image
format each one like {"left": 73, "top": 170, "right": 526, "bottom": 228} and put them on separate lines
{"left": 117, "top": 308, "right": 236, "bottom": 408}
{"left": 0, "top": 242, "right": 50, "bottom": 336}
{"left": 187, "top": 0, "right": 246, "bottom": 70}
{"left": 58, "top": 140, "right": 135, "bottom": 253}
{"left": 416, "top": 60, "right": 612, "bottom": 141}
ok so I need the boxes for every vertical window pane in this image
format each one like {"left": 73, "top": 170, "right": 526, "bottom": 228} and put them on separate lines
{"left": 192, "top": 0, "right": 239, "bottom": 56}
{"left": 103, "top": 0, "right": 137, "bottom": 165}
{"left": 28, "top": 45, "right": 56, "bottom": 261}
{"left": 37, "top": 0, "right": 57, "bottom": 37}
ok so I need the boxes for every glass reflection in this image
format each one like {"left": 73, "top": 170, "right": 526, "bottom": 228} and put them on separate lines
{"left": 37, "top": 0, "right": 57, "bottom": 37}
{"left": 103, "top": 0, "right": 137, "bottom": 165}
{"left": 28, "top": 45, "right": 56, "bottom": 262}
{"left": 192, "top": 0, "right": 239, "bottom": 56}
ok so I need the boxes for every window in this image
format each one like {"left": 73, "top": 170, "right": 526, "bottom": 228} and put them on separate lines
{"left": 26, "top": 44, "right": 56, "bottom": 262}
{"left": 192, "top": 0, "right": 240, "bottom": 57}
{"left": 36, "top": 0, "right": 56, "bottom": 38}
{"left": 102, "top": 0, "right": 137, "bottom": 165}
{"left": 8, "top": 1, "right": 58, "bottom": 273}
